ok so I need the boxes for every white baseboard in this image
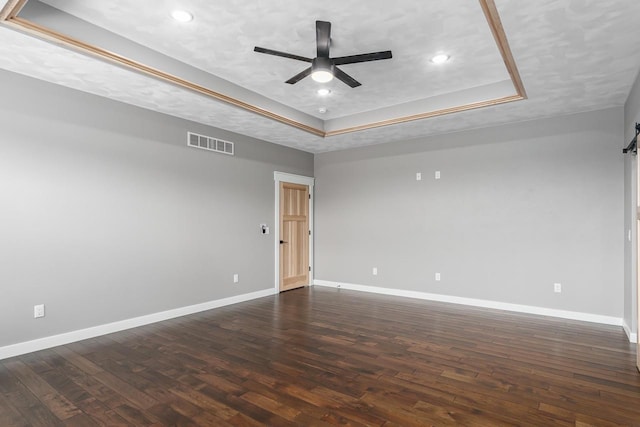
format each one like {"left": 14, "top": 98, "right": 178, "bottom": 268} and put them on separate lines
{"left": 0, "top": 288, "right": 276, "bottom": 361}
{"left": 314, "top": 280, "right": 625, "bottom": 329}
{"left": 623, "top": 320, "right": 638, "bottom": 343}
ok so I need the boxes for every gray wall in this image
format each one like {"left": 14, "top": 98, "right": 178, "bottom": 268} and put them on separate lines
{"left": 0, "top": 70, "right": 313, "bottom": 348}
{"left": 624, "top": 70, "right": 640, "bottom": 335}
{"left": 0, "top": 64, "right": 629, "bottom": 351}
{"left": 315, "top": 108, "right": 624, "bottom": 318}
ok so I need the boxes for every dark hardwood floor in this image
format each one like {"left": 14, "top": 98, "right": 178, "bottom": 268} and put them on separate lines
{"left": 1, "top": 287, "right": 639, "bottom": 426}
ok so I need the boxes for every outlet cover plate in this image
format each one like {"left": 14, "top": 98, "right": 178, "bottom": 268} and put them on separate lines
{"left": 34, "top": 304, "right": 45, "bottom": 318}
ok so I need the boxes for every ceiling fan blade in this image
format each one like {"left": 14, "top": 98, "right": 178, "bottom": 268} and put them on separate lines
{"left": 254, "top": 46, "right": 313, "bottom": 63}
{"left": 334, "top": 67, "right": 361, "bottom": 88}
{"left": 285, "top": 67, "right": 312, "bottom": 84}
{"left": 333, "top": 50, "right": 393, "bottom": 66}
{"left": 316, "top": 21, "right": 331, "bottom": 58}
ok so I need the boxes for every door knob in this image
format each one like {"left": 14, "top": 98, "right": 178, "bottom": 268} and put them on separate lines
{"left": 280, "top": 240, "right": 288, "bottom": 244}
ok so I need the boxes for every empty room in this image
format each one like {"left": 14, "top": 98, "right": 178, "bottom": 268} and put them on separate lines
{"left": 2, "top": 0, "right": 640, "bottom": 425}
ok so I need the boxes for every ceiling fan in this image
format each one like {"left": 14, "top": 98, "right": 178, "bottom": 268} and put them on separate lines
{"left": 254, "top": 20, "right": 392, "bottom": 88}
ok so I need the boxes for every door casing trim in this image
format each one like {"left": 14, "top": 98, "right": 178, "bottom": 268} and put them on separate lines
{"left": 274, "top": 172, "right": 315, "bottom": 292}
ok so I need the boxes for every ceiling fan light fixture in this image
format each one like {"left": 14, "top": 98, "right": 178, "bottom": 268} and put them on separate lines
{"left": 311, "top": 57, "right": 334, "bottom": 83}
{"left": 431, "top": 53, "right": 450, "bottom": 64}
{"left": 254, "top": 21, "right": 391, "bottom": 88}
{"left": 311, "top": 70, "right": 333, "bottom": 83}
{"left": 171, "top": 10, "right": 193, "bottom": 22}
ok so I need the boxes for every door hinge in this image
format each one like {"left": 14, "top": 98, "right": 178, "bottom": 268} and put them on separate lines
{"left": 309, "top": 266, "right": 311, "bottom": 271}
{"left": 309, "top": 230, "right": 311, "bottom": 235}
{"left": 309, "top": 194, "right": 311, "bottom": 199}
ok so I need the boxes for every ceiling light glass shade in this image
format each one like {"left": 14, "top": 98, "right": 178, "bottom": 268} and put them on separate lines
{"left": 171, "top": 10, "right": 193, "bottom": 22}
{"left": 317, "top": 88, "right": 331, "bottom": 96}
{"left": 431, "top": 54, "right": 450, "bottom": 64}
{"left": 312, "top": 70, "right": 333, "bottom": 83}
{"left": 311, "top": 57, "right": 334, "bottom": 83}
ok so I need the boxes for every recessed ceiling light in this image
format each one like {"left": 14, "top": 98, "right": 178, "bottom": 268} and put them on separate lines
{"left": 171, "top": 10, "right": 193, "bottom": 22}
{"left": 318, "top": 107, "right": 328, "bottom": 114}
{"left": 431, "top": 54, "right": 450, "bottom": 64}
{"left": 317, "top": 88, "right": 331, "bottom": 96}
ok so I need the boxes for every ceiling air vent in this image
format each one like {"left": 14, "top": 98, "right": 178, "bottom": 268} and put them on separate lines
{"left": 187, "top": 132, "right": 234, "bottom": 156}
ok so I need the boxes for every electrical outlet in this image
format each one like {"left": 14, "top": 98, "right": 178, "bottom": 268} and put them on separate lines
{"left": 34, "top": 304, "right": 45, "bottom": 319}
{"left": 416, "top": 172, "right": 422, "bottom": 181}
{"left": 435, "top": 171, "right": 441, "bottom": 180}
{"left": 372, "top": 267, "right": 378, "bottom": 276}
{"left": 554, "top": 283, "right": 562, "bottom": 293}
{"left": 435, "top": 272, "right": 441, "bottom": 281}
{"left": 233, "top": 274, "right": 239, "bottom": 283}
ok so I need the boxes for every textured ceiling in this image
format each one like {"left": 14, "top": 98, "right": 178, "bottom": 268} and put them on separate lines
{"left": 0, "top": 0, "right": 639, "bottom": 153}
{"left": 38, "top": 0, "right": 509, "bottom": 120}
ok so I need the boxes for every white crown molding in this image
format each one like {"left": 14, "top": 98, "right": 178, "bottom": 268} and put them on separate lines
{"left": 314, "top": 280, "right": 626, "bottom": 333}
{"left": 0, "top": 288, "right": 276, "bottom": 361}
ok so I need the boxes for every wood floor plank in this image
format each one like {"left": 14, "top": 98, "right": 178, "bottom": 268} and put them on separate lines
{"left": 65, "top": 397, "right": 130, "bottom": 426}
{"left": 56, "top": 359, "right": 131, "bottom": 410}
{"left": 0, "top": 392, "right": 28, "bottom": 427}
{"left": 60, "top": 413, "right": 101, "bottom": 427}
{"left": 2, "top": 359, "right": 81, "bottom": 421}
{"left": 1, "top": 380, "right": 64, "bottom": 426}
{"left": 112, "top": 403, "right": 159, "bottom": 426}
{"left": 169, "top": 383, "right": 239, "bottom": 419}
{"left": 92, "top": 370, "right": 158, "bottom": 410}
{"left": 1, "top": 287, "right": 639, "bottom": 426}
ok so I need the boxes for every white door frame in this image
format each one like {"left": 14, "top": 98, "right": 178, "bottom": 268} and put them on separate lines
{"left": 274, "top": 172, "right": 315, "bottom": 292}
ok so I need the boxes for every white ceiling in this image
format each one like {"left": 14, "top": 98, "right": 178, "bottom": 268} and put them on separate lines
{"left": 1, "top": 0, "right": 639, "bottom": 153}
{"left": 39, "top": 0, "right": 509, "bottom": 119}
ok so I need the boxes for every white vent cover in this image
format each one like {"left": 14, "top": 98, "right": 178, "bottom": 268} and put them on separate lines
{"left": 187, "top": 132, "right": 234, "bottom": 156}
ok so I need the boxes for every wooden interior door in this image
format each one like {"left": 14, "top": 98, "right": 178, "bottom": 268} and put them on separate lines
{"left": 279, "top": 182, "right": 309, "bottom": 292}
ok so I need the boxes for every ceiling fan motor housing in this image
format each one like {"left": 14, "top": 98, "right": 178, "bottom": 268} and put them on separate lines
{"left": 312, "top": 57, "right": 334, "bottom": 73}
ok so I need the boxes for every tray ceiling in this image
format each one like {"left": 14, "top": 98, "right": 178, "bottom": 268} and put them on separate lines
{"left": 0, "top": 0, "right": 639, "bottom": 153}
